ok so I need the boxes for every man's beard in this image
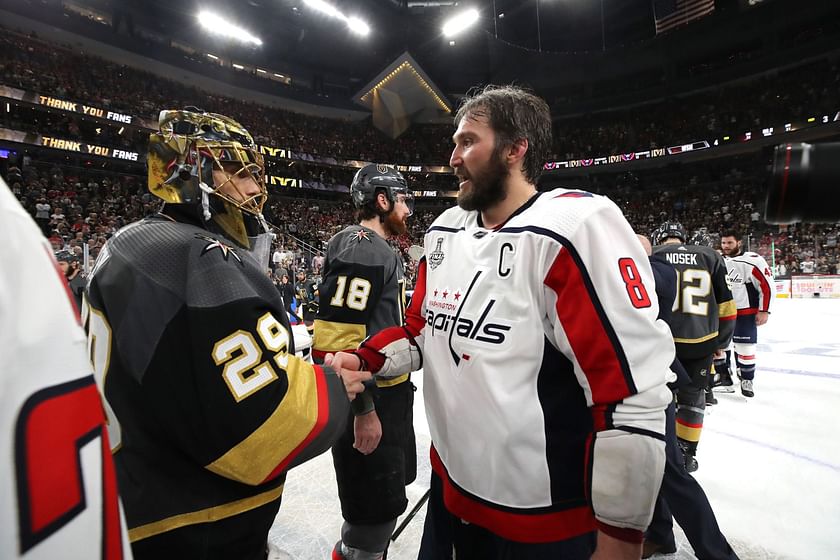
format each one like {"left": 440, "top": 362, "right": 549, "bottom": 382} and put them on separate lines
{"left": 383, "top": 209, "right": 407, "bottom": 237}
{"left": 457, "top": 150, "right": 509, "bottom": 212}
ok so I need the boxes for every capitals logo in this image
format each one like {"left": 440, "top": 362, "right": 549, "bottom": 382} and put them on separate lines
{"left": 426, "top": 270, "right": 512, "bottom": 365}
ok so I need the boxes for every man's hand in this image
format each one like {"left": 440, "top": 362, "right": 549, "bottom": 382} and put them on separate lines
{"left": 714, "top": 348, "right": 725, "bottom": 359}
{"left": 591, "top": 531, "right": 642, "bottom": 560}
{"left": 756, "top": 311, "right": 770, "bottom": 326}
{"left": 353, "top": 411, "right": 382, "bottom": 455}
{"left": 326, "top": 352, "right": 370, "bottom": 401}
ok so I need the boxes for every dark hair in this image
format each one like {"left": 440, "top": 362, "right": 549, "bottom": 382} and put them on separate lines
{"left": 720, "top": 229, "right": 741, "bottom": 240}
{"left": 454, "top": 85, "right": 552, "bottom": 184}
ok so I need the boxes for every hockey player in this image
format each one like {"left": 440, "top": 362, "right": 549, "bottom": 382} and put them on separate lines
{"left": 54, "top": 249, "right": 85, "bottom": 312}
{"left": 687, "top": 231, "right": 721, "bottom": 405}
{"left": 719, "top": 230, "right": 775, "bottom": 397}
{"left": 653, "top": 222, "right": 735, "bottom": 472}
{"left": 83, "top": 109, "right": 364, "bottom": 559}
{"left": 327, "top": 85, "right": 673, "bottom": 560}
{"left": 641, "top": 232, "right": 740, "bottom": 560}
{"left": 313, "top": 164, "right": 416, "bottom": 560}
{"left": 1, "top": 177, "right": 132, "bottom": 559}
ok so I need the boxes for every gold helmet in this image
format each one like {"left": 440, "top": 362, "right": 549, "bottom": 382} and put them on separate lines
{"left": 148, "top": 108, "right": 267, "bottom": 248}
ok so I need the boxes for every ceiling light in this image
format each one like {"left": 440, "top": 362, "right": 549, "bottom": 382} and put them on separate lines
{"left": 197, "top": 11, "right": 263, "bottom": 46}
{"left": 347, "top": 16, "right": 370, "bottom": 36}
{"left": 304, "top": 0, "right": 342, "bottom": 19}
{"left": 442, "top": 8, "right": 479, "bottom": 37}
{"left": 232, "top": 63, "right": 245, "bottom": 70}
{"left": 303, "top": 0, "right": 370, "bottom": 37}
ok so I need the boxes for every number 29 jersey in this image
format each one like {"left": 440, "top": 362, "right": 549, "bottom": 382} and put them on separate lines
{"left": 85, "top": 216, "right": 349, "bottom": 559}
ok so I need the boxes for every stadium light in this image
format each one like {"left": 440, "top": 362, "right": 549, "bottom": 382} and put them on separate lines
{"left": 304, "top": 0, "right": 343, "bottom": 19}
{"left": 197, "top": 11, "right": 263, "bottom": 46}
{"left": 303, "top": 0, "right": 371, "bottom": 37}
{"left": 442, "top": 8, "right": 479, "bottom": 38}
{"left": 347, "top": 16, "right": 370, "bottom": 36}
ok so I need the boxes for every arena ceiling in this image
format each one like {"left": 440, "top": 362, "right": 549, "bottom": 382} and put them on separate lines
{"left": 106, "top": 0, "right": 659, "bottom": 93}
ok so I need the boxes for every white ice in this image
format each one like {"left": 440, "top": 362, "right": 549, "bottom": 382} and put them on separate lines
{"left": 268, "top": 298, "right": 840, "bottom": 559}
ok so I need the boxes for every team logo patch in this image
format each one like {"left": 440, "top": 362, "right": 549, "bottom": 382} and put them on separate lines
{"left": 428, "top": 237, "right": 445, "bottom": 270}
{"left": 355, "top": 229, "right": 371, "bottom": 242}
{"left": 196, "top": 234, "right": 243, "bottom": 264}
{"left": 376, "top": 164, "right": 390, "bottom": 174}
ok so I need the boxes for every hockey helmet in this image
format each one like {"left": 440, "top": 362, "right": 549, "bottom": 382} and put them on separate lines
{"left": 653, "top": 221, "right": 687, "bottom": 245}
{"left": 689, "top": 231, "right": 712, "bottom": 247}
{"left": 147, "top": 108, "right": 267, "bottom": 248}
{"left": 350, "top": 164, "right": 414, "bottom": 216}
{"left": 54, "top": 250, "right": 79, "bottom": 263}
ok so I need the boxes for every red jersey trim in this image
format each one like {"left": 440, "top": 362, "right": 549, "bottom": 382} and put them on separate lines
{"left": 430, "top": 446, "right": 596, "bottom": 543}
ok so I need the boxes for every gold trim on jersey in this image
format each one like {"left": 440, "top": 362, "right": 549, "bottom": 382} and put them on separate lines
{"left": 673, "top": 331, "right": 719, "bottom": 344}
{"left": 312, "top": 319, "right": 366, "bottom": 352}
{"left": 718, "top": 300, "right": 737, "bottom": 319}
{"left": 676, "top": 424, "right": 702, "bottom": 443}
{"left": 376, "top": 373, "right": 409, "bottom": 387}
{"left": 128, "top": 483, "right": 284, "bottom": 542}
{"left": 206, "top": 359, "right": 318, "bottom": 485}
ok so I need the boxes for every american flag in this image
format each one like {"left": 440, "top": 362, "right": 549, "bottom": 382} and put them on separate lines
{"left": 653, "top": 0, "right": 715, "bottom": 34}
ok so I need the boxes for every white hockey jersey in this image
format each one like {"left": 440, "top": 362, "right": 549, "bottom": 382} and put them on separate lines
{"left": 357, "top": 189, "right": 673, "bottom": 543}
{"left": 725, "top": 251, "right": 775, "bottom": 314}
{"left": 0, "top": 178, "right": 132, "bottom": 559}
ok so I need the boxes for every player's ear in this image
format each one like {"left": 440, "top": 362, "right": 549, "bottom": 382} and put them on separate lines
{"left": 377, "top": 191, "right": 390, "bottom": 212}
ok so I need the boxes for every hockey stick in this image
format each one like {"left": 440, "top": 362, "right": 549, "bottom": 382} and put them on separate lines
{"left": 390, "top": 488, "right": 431, "bottom": 542}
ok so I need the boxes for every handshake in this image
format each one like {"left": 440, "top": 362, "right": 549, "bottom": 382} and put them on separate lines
{"left": 325, "top": 352, "right": 372, "bottom": 401}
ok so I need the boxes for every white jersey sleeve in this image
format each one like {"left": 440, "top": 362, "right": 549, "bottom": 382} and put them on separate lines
{"left": 540, "top": 195, "right": 672, "bottom": 535}
{"left": 0, "top": 179, "right": 133, "bottom": 559}
{"left": 742, "top": 252, "right": 775, "bottom": 312}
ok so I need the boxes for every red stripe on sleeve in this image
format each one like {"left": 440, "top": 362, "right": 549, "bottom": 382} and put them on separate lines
{"left": 543, "top": 249, "right": 632, "bottom": 404}
{"left": 751, "top": 267, "right": 771, "bottom": 311}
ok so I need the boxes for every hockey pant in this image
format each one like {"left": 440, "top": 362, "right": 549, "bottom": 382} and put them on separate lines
{"left": 333, "top": 381, "right": 416, "bottom": 554}
{"left": 729, "top": 315, "right": 758, "bottom": 380}
{"left": 675, "top": 355, "right": 713, "bottom": 455}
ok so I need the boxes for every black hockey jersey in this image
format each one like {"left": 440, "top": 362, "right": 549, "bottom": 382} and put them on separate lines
{"left": 653, "top": 243, "right": 736, "bottom": 358}
{"left": 313, "top": 225, "right": 406, "bottom": 386}
{"left": 84, "top": 215, "right": 349, "bottom": 559}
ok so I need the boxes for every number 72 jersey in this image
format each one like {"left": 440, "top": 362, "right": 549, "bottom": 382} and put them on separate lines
{"left": 652, "top": 243, "right": 736, "bottom": 357}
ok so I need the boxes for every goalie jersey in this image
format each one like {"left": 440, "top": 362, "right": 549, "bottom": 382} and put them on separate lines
{"left": 355, "top": 190, "right": 674, "bottom": 543}
{"left": 84, "top": 215, "right": 349, "bottom": 559}
{"left": 312, "top": 225, "right": 406, "bottom": 378}
{"left": 653, "top": 243, "right": 736, "bottom": 358}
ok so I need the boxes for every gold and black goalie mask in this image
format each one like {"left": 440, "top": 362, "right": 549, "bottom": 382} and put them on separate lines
{"left": 148, "top": 109, "right": 268, "bottom": 248}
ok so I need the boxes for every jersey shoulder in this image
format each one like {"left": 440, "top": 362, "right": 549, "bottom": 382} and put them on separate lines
{"left": 328, "top": 225, "right": 396, "bottom": 268}
{"left": 519, "top": 189, "right": 620, "bottom": 239}
{"left": 99, "top": 217, "right": 273, "bottom": 307}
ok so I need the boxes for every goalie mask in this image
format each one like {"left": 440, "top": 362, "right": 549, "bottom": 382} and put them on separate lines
{"left": 148, "top": 109, "right": 270, "bottom": 257}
